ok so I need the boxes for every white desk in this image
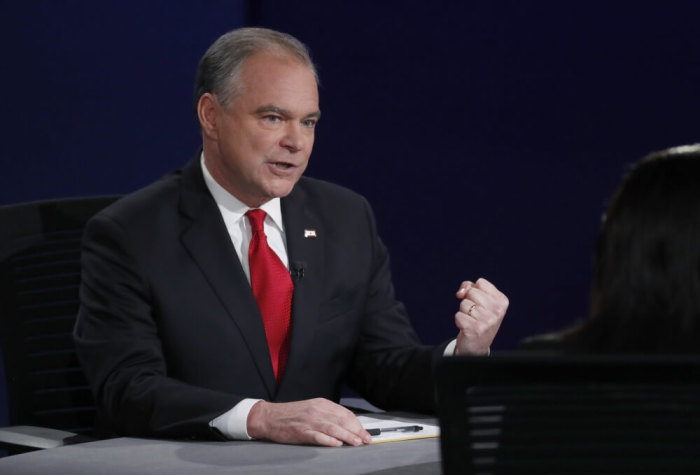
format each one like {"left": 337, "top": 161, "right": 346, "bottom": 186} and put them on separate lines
{"left": 0, "top": 435, "right": 441, "bottom": 474}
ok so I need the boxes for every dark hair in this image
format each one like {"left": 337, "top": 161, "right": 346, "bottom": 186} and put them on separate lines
{"left": 192, "top": 27, "right": 318, "bottom": 114}
{"left": 572, "top": 144, "right": 700, "bottom": 353}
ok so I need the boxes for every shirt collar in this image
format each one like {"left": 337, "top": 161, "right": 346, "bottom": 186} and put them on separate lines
{"left": 200, "top": 153, "right": 284, "bottom": 231}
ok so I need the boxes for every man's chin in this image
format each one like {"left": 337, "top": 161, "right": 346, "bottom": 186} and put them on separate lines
{"left": 268, "top": 176, "right": 302, "bottom": 198}
{"left": 255, "top": 185, "right": 295, "bottom": 205}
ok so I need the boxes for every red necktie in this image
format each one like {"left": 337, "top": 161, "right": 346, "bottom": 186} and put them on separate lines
{"left": 246, "top": 209, "right": 293, "bottom": 382}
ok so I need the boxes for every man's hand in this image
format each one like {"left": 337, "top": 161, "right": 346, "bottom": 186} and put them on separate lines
{"left": 247, "top": 398, "right": 373, "bottom": 447}
{"left": 454, "top": 278, "right": 509, "bottom": 355}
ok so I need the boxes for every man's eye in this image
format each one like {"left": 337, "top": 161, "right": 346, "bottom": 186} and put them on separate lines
{"left": 263, "top": 115, "right": 282, "bottom": 123}
{"left": 302, "top": 119, "right": 317, "bottom": 128}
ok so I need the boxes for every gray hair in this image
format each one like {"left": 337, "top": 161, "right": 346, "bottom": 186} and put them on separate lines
{"left": 193, "top": 27, "right": 318, "bottom": 112}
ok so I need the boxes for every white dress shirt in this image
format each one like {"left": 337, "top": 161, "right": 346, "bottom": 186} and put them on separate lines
{"left": 200, "top": 155, "right": 285, "bottom": 440}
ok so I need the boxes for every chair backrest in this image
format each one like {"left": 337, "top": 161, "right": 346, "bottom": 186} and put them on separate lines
{"left": 0, "top": 196, "right": 120, "bottom": 436}
{"left": 436, "top": 353, "right": 700, "bottom": 474}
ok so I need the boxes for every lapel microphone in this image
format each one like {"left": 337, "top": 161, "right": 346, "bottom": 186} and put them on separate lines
{"left": 291, "top": 261, "right": 307, "bottom": 280}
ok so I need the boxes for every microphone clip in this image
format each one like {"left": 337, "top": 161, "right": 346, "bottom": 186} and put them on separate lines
{"left": 291, "top": 261, "right": 307, "bottom": 280}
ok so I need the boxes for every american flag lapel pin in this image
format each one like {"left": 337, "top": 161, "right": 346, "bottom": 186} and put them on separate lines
{"left": 304, "top": 229, "right": 317, "bottom": 238}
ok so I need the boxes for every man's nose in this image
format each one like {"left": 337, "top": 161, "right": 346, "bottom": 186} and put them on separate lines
{"left": 280, "top": 122, "right": 307, "bottom": 152}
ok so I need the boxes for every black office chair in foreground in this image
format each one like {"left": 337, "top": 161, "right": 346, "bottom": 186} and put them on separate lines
{"left": 0, "top": 196, "right": 120, "bottom": 455}
{"left": 437, "top": 353, "right": 700, "bottom": 474}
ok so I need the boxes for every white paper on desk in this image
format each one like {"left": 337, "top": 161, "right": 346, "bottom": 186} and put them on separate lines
{"left": 358, "top": 413, "right": 440, "bottom": 444}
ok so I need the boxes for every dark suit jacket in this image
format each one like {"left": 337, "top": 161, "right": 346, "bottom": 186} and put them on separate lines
{"left": 74, "top": 155, "right": 446, "bottom": 439}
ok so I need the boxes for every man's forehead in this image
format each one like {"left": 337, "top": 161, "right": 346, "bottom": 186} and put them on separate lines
{"left": 241, "top": 50, "right": 316, "bottom": 81}
{"left": 234, "top": 54, "right": 319, "bottom": 115}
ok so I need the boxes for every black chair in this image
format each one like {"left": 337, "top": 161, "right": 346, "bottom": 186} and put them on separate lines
{"left": 0, "top": 196, "right": 120, "bottom": 455}
{"left": 436, "top": 353, "right": 700, "bottom": 474}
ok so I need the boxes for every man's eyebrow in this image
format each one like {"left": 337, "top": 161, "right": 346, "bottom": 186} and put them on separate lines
{"left": 305, "top": 109, "right": 322, "bottom": 120}
{"left": 254, "top": 104, "right": 321, "bottom": 119}
{"left": 255, "top": 105, "right": 289, "bottom": 116}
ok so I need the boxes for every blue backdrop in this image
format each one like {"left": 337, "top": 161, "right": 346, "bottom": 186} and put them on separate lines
{"left": 2, "top": 2, "right": 700, "bottom": 422}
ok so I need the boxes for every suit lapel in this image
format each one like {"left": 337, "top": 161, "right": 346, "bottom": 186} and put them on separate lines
{"left": 280, "top": 183, "right": 325, "bottom": 388}
{"left": 177, "top": 157, "right": 277, "bottom": 397}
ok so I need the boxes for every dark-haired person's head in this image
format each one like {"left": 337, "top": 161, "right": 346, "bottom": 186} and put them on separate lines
{"left": 584, "top": 144, "right": 700, "bottom": 353}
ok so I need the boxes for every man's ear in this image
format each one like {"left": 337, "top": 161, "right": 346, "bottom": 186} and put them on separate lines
{"left": 197, "top": 93, "right": 219, "bottom": 139}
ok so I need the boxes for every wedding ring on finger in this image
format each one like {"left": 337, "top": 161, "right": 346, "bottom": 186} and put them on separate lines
{"left": 468, "top": 304, "right": 477, "bottom": 316}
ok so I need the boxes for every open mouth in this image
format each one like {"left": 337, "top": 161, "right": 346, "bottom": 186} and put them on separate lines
{"left": 267, "top": 161, "right": 298, "bottom": 174}
{"left": 270, "top": 161, "right": 295, "bottom": 170}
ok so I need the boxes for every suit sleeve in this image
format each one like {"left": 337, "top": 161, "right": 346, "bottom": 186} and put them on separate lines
{"left": 74, "top": 213, "right": 239, "bottom": 439}
{"left": 346, "top": 197, "right": 448, "bottom": 414}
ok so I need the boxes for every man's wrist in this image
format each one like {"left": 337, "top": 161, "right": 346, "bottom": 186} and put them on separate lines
{"left": 445, "top": 339, "right": 491, "bottom": 356}
{"left": 444, "top": 339, "right": 458, "bottom": 356}
{"left": 209, "top": 398, "right": 262, "bottom": 440}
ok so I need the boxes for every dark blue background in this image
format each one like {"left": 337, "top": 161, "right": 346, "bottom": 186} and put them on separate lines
{"left": 2, "top": 0, "right": 699, "bottom": 424}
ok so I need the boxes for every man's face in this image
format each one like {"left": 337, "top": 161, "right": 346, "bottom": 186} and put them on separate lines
{"left": 202, "top": 52, "right": 320, "bottom": 207}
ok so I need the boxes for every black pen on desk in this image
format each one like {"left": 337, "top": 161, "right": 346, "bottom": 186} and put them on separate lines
{"left": 367, "top": 425, "right": 423, "bottom": 436}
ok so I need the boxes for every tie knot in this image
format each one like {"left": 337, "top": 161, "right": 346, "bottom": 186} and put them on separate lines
{"left": 246, "top": 209, "right": 267, "bottom": 233}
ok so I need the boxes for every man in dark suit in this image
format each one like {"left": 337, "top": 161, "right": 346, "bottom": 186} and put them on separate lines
{"left": 74, "top": 27, "right": 509, "bottom": 447}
